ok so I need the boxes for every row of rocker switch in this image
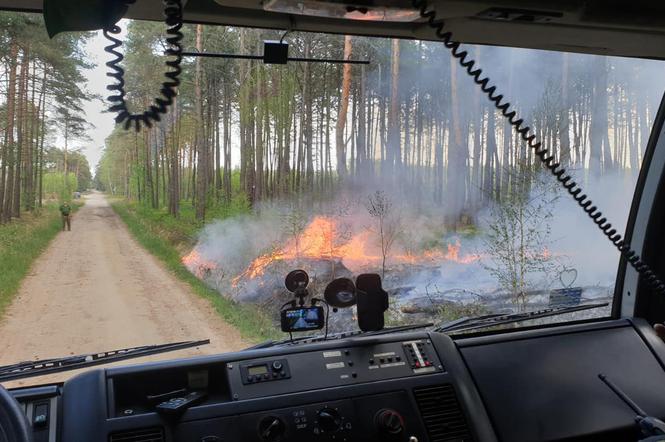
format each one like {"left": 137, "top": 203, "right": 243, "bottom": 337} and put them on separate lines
{"left": 368, "top": 356, "right": 402, "bottom": 365}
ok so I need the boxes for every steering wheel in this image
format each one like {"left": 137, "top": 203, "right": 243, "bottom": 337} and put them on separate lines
{"left": 0, "top": 384, "right": 31, "bottom": 442}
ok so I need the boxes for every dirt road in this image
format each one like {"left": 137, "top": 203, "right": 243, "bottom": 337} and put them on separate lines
{"left": 0, "top": 192, "right": 245, "bottom": 386}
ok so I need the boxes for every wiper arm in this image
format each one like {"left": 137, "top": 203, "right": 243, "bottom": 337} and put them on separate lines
{"left": 435, "top": 302, "right": 609, "bottom": 334}
{"left": 245, "top": 323, "right": 434, "bottom": 350}
{"left": 0, "top": 339, "right": 210, "bottom": 383}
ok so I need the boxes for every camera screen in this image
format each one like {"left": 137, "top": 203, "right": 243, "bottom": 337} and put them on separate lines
{"left": 281, "top": 306, "right": 324, "bottom": 332}
{"left": 247, "top": 365, "right": 268, "bottom": 376}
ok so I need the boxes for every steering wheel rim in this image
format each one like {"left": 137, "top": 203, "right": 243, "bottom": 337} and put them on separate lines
{"left": 0, "top": 383, "right": 31, "bottom": 442}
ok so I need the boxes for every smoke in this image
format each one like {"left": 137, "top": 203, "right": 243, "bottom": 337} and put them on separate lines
{"left": 550, "top": 171, "right": 638, "bottom": 287}
{"left": 183, "top": 40, "right": 665, "bottom": 322}
{"left": 183, "top": 170, "right": 639, "bottom": 322}
{"left": 194, "top": 212, "right": 283, "bottom": 277}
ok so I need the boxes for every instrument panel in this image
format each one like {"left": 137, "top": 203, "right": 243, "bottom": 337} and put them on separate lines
{"left": 227, "top": 339, "right": 443, "bottom": 401}
{"left": 10, "top": 319, "right": 665, "bottom": 442}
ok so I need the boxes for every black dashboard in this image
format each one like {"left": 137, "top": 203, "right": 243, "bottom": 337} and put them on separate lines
{"left": 10, "top": 318, "right": 665, "bottom": 442}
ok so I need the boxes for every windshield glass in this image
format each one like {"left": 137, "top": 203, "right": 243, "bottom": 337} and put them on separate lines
{"left": 1, "top": 13, "right": 664, "bottom": 385}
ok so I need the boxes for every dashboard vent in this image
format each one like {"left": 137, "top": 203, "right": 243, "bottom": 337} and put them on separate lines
{"left": 413, "top": 384, "right": 473, "bottom": 442}
{"left": 109, "top": 427, "right": 164, "bottom": 442}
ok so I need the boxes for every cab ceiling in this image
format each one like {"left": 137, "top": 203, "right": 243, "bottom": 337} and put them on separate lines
{"left": 2, "top": 0, "right": 665, "bottom": 59}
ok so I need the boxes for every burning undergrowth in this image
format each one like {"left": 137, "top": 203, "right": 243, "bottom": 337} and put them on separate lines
{"left": 183, "top": 213, "right": 481, "bottom": 298}
{"left": 182, "top": 175, "right": 624, "bottom": 329}
{"left": 181, "top": 194, "right": 486, "bottom": 327}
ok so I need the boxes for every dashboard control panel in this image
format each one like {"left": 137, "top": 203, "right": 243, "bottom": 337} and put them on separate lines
{"left": 28, "top": 319, "right": 663, "bottom": 442}
{"left": 240, "top": 359, "right": 291, "bottom": 385}
{"left": 174, "top": 391, "right": 428, "bottom": 442}
{"left": 402, "top": 340, "right": 438, "bottom": 372}
{"left": 227, "top": 339, "right": 444, "bottom": 401}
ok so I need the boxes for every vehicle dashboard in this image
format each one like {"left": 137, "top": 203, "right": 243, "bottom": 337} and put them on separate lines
{"left": 11, "top": 318, "right": 665, "bottom": 442}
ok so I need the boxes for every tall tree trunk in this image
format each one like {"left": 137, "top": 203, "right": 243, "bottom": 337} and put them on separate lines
{"left": 38, "top": 67, "right": 47, "bottom": 208}
{"left": 472, "top": 47, "right": 484, "bottom": 207}
{"left": 335, "top": 35, "right": 352, "bottom": 181}
{"left": 168, "top": 97, "right": 180, "bottom": 216}
{"left": 25, "top": 59, "right": 37, "bottom": 211}
{"left": 560, "top": 52, "right": 571, "bottom": 165}
{"left": 223, "top": 85, "right": 232, "bottom": 201}
{"left": 387, "top": 39, "right": 401, "bottom": 174}
{"left": 499, "top": 48, "right": 512, "bottom": 200}
{"left": 255, "top": 67, "right": 264, "bottom": 201}
{"left": 484, "top": 109, "right": 497, "bottom": 200}
{"left": 589, "top": 57, "right": 610, "bottom": 176}
{"left": 356, "top": 64, "right": 367, "bottom": 177}
{"left": 303, "top": 38, "right": 314, "bottom": 191}
{"left": 448, "top": 60, "right": 466, "bottom": 223}
{"left": 1, "top": 40, "right": 19, "bottom": 222}
{"left": 194, "top": 24, "right": 207, "bottom": 220}
{"left": 14, "top": 48, "right": 29, "bottom": 217}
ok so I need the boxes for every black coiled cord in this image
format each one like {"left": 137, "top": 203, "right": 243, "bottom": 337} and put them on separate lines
{"left": 412, "top": 0, "right": 665, "bottom": 296}
{"left": 103, "top": 0, "right": 183, "bottom": 131}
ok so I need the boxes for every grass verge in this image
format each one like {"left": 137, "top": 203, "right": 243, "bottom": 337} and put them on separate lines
{"left": 0, "top": 203, "right": 82, "bottom": 316}
{"left": 111, "top": 201, "right": 277, "bottom": 344}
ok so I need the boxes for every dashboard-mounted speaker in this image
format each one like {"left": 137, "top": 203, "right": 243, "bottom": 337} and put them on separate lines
{"left": 285, "top": 269, "right": 309, "bottom": 293}
{"left": 324, "top": 278, "right": 357, "bottom": 308}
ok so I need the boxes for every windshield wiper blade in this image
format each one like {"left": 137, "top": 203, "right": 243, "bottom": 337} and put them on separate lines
{"left": 246, "top": 323, "right": 434, "bottom": 350}
{"left": 0, "top": 339, "right": 210, "bottom": 382}
{"left": 435, "top": 302, "right": 609, "bottom": 334}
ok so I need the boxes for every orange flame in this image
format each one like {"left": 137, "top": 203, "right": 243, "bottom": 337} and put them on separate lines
{"left": 182, "top": 250, "right": 217, "bottom": 278}
{"left": 444, "top": 239, "right": 481, "bottom": 264}
{"left": 230, "top": 216, "right": 372, "bottom": 286}
{"left": 224, "top": 217, "right": 481, "bottom": 286}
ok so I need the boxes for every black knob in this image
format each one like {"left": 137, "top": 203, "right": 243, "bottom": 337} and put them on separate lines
{"left": 375, "top": 409, "right": 404, "bottom": 435}
{"left": 272, "top": 361, "right": 283, "bottom": 371}
{"left": 258, "top": 416, "right": 285, "bottom": 441}
{"left": 317, "top": 408, "right": 342, "bottom": 433}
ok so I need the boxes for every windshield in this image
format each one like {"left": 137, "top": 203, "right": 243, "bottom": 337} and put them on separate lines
{"left": 1, "top": 13, "right": 664, "bottom": 385}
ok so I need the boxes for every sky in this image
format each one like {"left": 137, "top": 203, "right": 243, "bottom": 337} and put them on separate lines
{"left": 67, "top": 28, "right": 127, "bottom": 170}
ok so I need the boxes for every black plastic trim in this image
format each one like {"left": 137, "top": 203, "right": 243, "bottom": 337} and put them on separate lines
{"left": 629, "top": 317, "right": 665, "bottom": 371}
{"left": 430, "top": 332, "right": 497, "bottom": 442}
{"left": 9, "top": 385, "right": 59, "bottom": 401}
{"left": 456, "top": 318, "right": 630, "bottom": 348}
{"left": 615, "top": 92, "right": 665, "bottom": 318}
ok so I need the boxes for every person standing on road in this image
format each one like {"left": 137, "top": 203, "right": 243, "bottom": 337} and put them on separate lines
{"left": 59, "top": 202, "right": 72, "bottom": 231}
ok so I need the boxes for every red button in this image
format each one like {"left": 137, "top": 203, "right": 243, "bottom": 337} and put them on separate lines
{"left": 415, "top": 362, "right": 421, "bottom": 368}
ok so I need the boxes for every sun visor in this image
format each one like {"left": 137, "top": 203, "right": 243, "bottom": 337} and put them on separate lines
{"left": 262, "top": 0, "right": 421, "bottom": 22}
{"left": 43, "top": 0, "right": 131, "bottom": 38}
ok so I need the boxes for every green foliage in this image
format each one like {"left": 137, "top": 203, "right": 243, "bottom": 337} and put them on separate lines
{"left": 0, "top": 203, "right": 81, "bottom": 316}
{"left": 482, "top": 164, "right": 564, "bottom": 309}
{"left": 111, "top": 200, "right": 276, "bottom": 343}
{"left": 44, "top": 148, "right": 92, "bottom": 191}
{"left": 0, "top": 11, "right": 93, "bottom": 219}
{"left": 436, "top": 301, "right": 488, "bottom": 325}
{"left": 42, "top": 172, "right": 78, "bottom": 202}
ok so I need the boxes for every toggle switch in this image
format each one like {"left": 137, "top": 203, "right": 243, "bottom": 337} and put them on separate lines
{"left": 33, "top": 403, "right": 49, "bottom": 428}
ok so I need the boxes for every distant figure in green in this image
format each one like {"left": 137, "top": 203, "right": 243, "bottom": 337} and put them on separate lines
{"left": 59, "top": 202, "right": 72, "bottom": 231}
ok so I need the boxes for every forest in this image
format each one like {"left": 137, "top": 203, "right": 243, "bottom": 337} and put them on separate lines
{"left": 0, "top": 13, "right": 92, "bottom": 222}
{"left": 94, "top": 21, "right": 665, "bottom": 225}
{"left": 2, "top": 12, "right": 665, "bottom": 311}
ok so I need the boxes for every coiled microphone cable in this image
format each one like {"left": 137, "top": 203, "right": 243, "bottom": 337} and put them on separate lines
{"left": 412, "top": 0, "right": 665, "bottom": 295}
{"left": 103, "top": 0, "right": 184, "bottom": 131}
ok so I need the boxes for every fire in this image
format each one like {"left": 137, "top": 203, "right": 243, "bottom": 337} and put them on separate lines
{"left": 444, "top": 239, "right": 481, "bottom": 264}
{"left": 230, "top": 216, "right": 376, "bottom": 286}
{"left": 182, "top": 250, "right": 217, "bottom": 278}
{"left": 225, "top": 217, "right": 481, "bottom": 286}
{"left": 182, "top": 216, "right": 482, "bottom": 287}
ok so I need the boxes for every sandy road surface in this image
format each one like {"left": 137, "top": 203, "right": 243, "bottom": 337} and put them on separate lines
{"left": 0, "top": 192, "right": 245, "bottom": 387}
